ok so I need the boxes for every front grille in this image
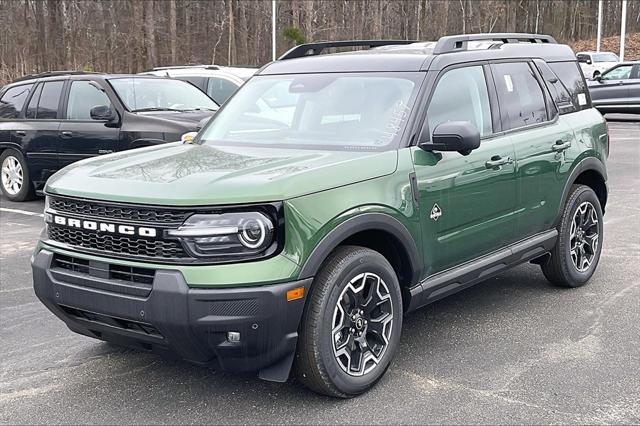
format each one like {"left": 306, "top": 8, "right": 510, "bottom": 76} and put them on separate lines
{"left": 49, "top": 197, "right": 193, "bottom": 225}
{"left": 53, "top": 254, "right": 155, "bottom": 285}
{"left": 48, "top": 225, "right": 187, "bottom": 259}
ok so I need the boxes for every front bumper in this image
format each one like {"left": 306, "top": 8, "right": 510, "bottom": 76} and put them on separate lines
{"left": 32, "top": 249, "right": 311, "bottom": 382}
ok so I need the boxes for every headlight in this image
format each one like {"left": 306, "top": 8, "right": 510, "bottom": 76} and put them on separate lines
{"left": 167, "top": 211, "right": 277, "bottom": 260}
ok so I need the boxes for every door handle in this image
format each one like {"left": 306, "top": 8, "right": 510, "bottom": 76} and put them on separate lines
{"left": 552, "top": 140, "right": 571, "bottom": 152}
{"left": 485, "top": 155, "right": 513, "bottom": 169}
{"left": 15, "top": 131, "right": 26, "bottom": 137}
{"left": 60, "top": 131, "right": 73, "bottom": 139}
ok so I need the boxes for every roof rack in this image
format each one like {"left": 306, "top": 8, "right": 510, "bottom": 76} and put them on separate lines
{"left": 147, "top": 64, "right": 221, "bottom": 71}
{"left": 433, "top": 33, "right": 556, "bottom": 55}
{"left": 11, "top": 70, "right": 100, "bottom": 83}
{"left": 279, "top": 40, "right": 419, "bottom": 60}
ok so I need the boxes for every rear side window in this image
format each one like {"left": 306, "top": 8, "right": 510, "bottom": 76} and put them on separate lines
{"left": 534, "top": 60, "right": 575, "bottom": 115}
{"left": 492, "top": 62, "right": 547, "bottom": 130}
{"left": 25, "top": 84, "right": 43, "bottom": 119}
{"left": 66, "top": 81, "right": 112, "bottom": 120}
{"left": 0, "top": 84, "right": 33, "bottom": 118}
{"left": 207, "top": 77, "right": 239, "bottom": 104}
{"left": 427, "top": 66, "right": 493, "bottom": 138}
{"left": 36, "top": 81, "right": 64, "bottom": 119}
{"left": 547, "top": 61, "right": 590, "bottom": 111}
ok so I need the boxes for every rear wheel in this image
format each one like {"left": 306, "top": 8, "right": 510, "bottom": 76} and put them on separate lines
{"left": 294, "top": 246, "right": 402, "bottom": 398}
{"left": 0, "top": 149, "right": 34, "bottom": 202}
{"left": 542, "top": 185, "right": 603, "bottom": 287}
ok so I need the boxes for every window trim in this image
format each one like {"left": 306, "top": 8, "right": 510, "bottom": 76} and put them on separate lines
{"left": 417, "top": 61, "right": 499, "bottom": 145}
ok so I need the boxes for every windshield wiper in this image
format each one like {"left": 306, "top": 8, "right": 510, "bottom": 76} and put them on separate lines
{"left": 181, "top": 107, "right": 218, "bottom": 112}
{"left": 131, "top": 107, "right": 184, "bottom": 113}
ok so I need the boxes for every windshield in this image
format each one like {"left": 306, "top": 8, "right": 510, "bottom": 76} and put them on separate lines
{"left": 109, "top": 77, "right": 219, "bottom": 112}
{"left": 593, "top": 53, "right": 619, "bottom": 62}
{"left": 198, "top": 72, "right": 423, "bottom": 151}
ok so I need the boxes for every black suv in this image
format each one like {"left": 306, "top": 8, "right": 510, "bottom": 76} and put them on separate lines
{"left": 0, "top": 72, "right": 219, "bottom": 201}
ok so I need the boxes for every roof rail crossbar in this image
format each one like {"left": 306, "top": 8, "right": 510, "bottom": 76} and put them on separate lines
{"left": 433, "top": 33, "right": 557, "bottom": 55}
{"left": 279, "top": 40, "right": 419, "bottom": 60}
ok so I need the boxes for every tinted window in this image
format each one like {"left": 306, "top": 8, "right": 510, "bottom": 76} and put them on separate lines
{"left": 0, "top": 84, "right": 33, "bottom": 118}
{"left": 36, "top": 81, "right": 63, "bottom": 119}
{"left": 493, "top": 62, "right": 547, "bottom": 130}
{"left": 601, "top": 65, "right": 633, "bottom": 81}
{"left": 548, "top": 61, "right": 590, "bottom": 111}
{"left": 109, "top": 77, "right": 218, "bottom": 111}
{"left": 206, "top": 77, "right": 239, "bottom": 104}
{"left": 427, "top": 66, "right": 492, "bottom": 138}
{"left": 66, "top": 81, "right": 112, "bottom": 120}
{"left": 535, "top": 60, "right": 575, "bottom": 115}
{"left": 25, "top": 84, "right": 42, "bottom": 119}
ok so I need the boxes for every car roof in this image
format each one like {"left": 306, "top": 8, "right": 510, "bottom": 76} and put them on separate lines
{"left": 259, "top": 34, "right": 577, "bottom": 75}
{"left": 140, "top": 68, "right": 244, "bottom": 82}
{"left": 3, "top": 73, "right": 173, "bottom": 90}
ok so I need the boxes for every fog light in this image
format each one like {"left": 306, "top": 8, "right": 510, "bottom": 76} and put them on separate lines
{"left": 227, "top": 331, "right": 241, "bottom": 342}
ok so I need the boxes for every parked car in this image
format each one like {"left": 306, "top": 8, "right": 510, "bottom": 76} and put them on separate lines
{"left": 0, "top": 72, "right": 218, "bottom": 201}
{"left": 141, "top": 65, "right": 257, "bottom": 105}
{"left": 33, "top": 34, "right": 608, "bottom": 398}
{"left": 576, "top": 51, "right": 620, "bottom": 79}
{"left": 587, "top": 61, "right": 640, "bottom": 114}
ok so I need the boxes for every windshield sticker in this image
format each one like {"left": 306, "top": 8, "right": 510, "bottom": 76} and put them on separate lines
{"left": 578, "top": 93, "right": 587, "bottom": 105}
{"left": 504, "top": 74, "right": 514, "bottom": 92}
{"left": 376, "top": 101, "right": 411, "bottom": 145}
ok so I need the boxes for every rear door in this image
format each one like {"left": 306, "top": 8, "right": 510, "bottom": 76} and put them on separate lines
{"left": 591, "top": 64, "right": 634, "bottom": 107}
{"left": 58, "top": 80, "right": 120, "bottom": 168}
{"left": 0, "top": 83, "right": 34, "bottom": 148}
{"left": 14, "top": 80, "right": 64, "bottom": 183}
{"left": 490, "top": 61, "right": 576, "bottom": 237}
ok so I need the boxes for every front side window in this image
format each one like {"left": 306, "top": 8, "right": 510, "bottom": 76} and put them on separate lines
{"left": 0, "top": 84, "right": 33, "bottom": 119}
{"left": 548, "top": 61, "right": 590, "bottom": 111}
{"left": 199, "top": 72, "right": 423, "bottom": 151}
{"left": 601, "top": 65, "right": 633, "bottom": 81}
{"left": 493, "top": 62, "right": 547, "bottom": 130}
{"left": 426, "top": 66, "right": 492, "bottom": 138}
{"left": 109, "top": 77, "right": 219, "bottom": 112}
{"left": 66, "top": 81, "right": 112, "bottom": 120}
{"left": 206, "top": 77, "right": 239, "bottom": 104}
{"left": 593, "top": 53, "right": 619, "bottom": 63}
{"left": 576, "top": 54, "right": 591, "bottom": 63}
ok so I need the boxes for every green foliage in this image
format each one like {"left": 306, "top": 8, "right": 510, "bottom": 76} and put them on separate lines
{"left": 282, "top": 26, "right": 305, "bottom": 45}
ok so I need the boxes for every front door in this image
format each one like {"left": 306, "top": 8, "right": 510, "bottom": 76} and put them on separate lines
{"left": 58, "top": 80, "right": 120, "bottom": 168}
{"left": 413, "top": 64, "right": 519, "bottom": 275}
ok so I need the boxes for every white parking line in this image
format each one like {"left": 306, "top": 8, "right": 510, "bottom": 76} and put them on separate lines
{"left": 0, "top": 207, "right": 44, "bottom": 218}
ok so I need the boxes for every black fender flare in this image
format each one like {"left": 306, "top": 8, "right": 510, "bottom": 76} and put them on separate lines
{"left": 555, "top": 157, "right": 608, "bottom": 225}
{"left": 298, "top": 212, "right": 422, "bottom": 287}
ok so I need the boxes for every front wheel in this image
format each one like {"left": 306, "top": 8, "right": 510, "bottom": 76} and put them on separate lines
{"left": 294, "top": 246, "right": 402, "bottom": 398}
{"left": 542, "top": 185, "right": 604, "bottom": 287}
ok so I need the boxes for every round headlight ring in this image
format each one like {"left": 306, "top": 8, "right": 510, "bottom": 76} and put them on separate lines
{"left": 239, "top": 217, "right": 266, "bottom": 249}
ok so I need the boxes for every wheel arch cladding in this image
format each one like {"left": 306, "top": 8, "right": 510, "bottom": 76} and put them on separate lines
{"left": 558, "top": 157, "right": 608, "bottom": 225}
{"left": 298, "top": 213, "right": 422, "bottom": 300}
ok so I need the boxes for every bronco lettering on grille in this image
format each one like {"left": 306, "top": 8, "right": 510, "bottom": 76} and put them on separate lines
{"left": 47, "top": 214, "right": 157, "bottom": 238}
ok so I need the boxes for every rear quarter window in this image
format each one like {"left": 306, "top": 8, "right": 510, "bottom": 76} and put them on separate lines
{"left": 0, "top": 84, "right": 33, "bottom": 119}
{"left": 547, "top": 61, "right": 590, "bottom": 112}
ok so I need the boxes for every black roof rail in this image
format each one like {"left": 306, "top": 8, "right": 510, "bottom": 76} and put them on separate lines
{"left": 11, "top": 70, "right": 100, "bottom": 83}
{"left": 433, "top": 33, "right": 557, "bottom": 55}
{"left": 279, "top": 40, "right": 419, "bottom": 60}
{"left": 146, "top": 64, "right": 221, "bottom": 72}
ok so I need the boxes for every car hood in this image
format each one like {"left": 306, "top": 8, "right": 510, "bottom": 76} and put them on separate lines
{"left": 45, "top": 143, "right": 398, "bottom": 205}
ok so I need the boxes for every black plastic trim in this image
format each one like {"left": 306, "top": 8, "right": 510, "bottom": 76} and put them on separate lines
{"left": 298, "top": 212, "right": 421, "bottom": 286}
{"left": 555, "top": 157, "right": 608, "bottom": 224}
{"left": 407, "top": 229, "right": 558, "bottom": 311}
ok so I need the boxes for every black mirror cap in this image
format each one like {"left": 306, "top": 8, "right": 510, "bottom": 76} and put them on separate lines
{"left": 90, "top": 105, "right": 116, "bottom": 121}
{"left": 420, "top": 121, "right": 481, "bottom": 156}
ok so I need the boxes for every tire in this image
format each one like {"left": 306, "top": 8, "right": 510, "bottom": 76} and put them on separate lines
{"left": 0, "top": 149, "right": 34, "bottom": 202}
{"left": 294, "top": 246, "right": 403, "bottom": 398}
{"left": 542, "top": 185, "right": 604, "bottom": 288}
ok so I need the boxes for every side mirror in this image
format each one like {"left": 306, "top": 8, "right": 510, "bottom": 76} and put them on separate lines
{"left": 181, "top": 132, "right": 198, "bottom": 144}
{"left": 586, "top": 59, "right": 592, "bottom": 65}
{"left": 90, "top": 105, "right": 116, "bottom": 121}
{"left": 594, "top": 75, "right": 603, "bottom": 82}
{"left": 420, "top": 121, "right": 480, "bottom": 156}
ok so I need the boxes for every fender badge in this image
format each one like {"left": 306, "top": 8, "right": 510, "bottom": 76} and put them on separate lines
{"left": 430, "top": 203, "right": 442, "bottom": 221}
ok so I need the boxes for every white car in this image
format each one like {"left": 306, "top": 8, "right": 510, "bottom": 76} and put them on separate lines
{"left": 576, "top": 51, "right": 620, "bottom": 79}
{"left": 140, "top": 65, "right": 257, "bottom": 105}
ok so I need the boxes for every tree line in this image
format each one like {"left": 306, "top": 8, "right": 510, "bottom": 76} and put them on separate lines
{"left": 1, "top": 0, "right": 639, "bottom": 85}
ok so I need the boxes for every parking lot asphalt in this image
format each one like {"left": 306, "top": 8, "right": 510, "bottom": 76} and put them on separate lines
{"left": 1, "top": 119, "right": 639, "bottom": 425}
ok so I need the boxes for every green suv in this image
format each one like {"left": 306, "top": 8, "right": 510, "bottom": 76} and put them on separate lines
{"left": 33, "top": 34, "right": 609, "bottom": 398}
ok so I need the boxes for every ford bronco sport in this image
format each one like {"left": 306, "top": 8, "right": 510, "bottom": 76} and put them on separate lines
{"left": 33, "top": 34, "right": 608, "bottom": 398}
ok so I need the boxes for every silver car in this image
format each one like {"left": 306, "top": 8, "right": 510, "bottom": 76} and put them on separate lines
{"left": 587, "top": 61, "right": 640, "bottom": 114}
